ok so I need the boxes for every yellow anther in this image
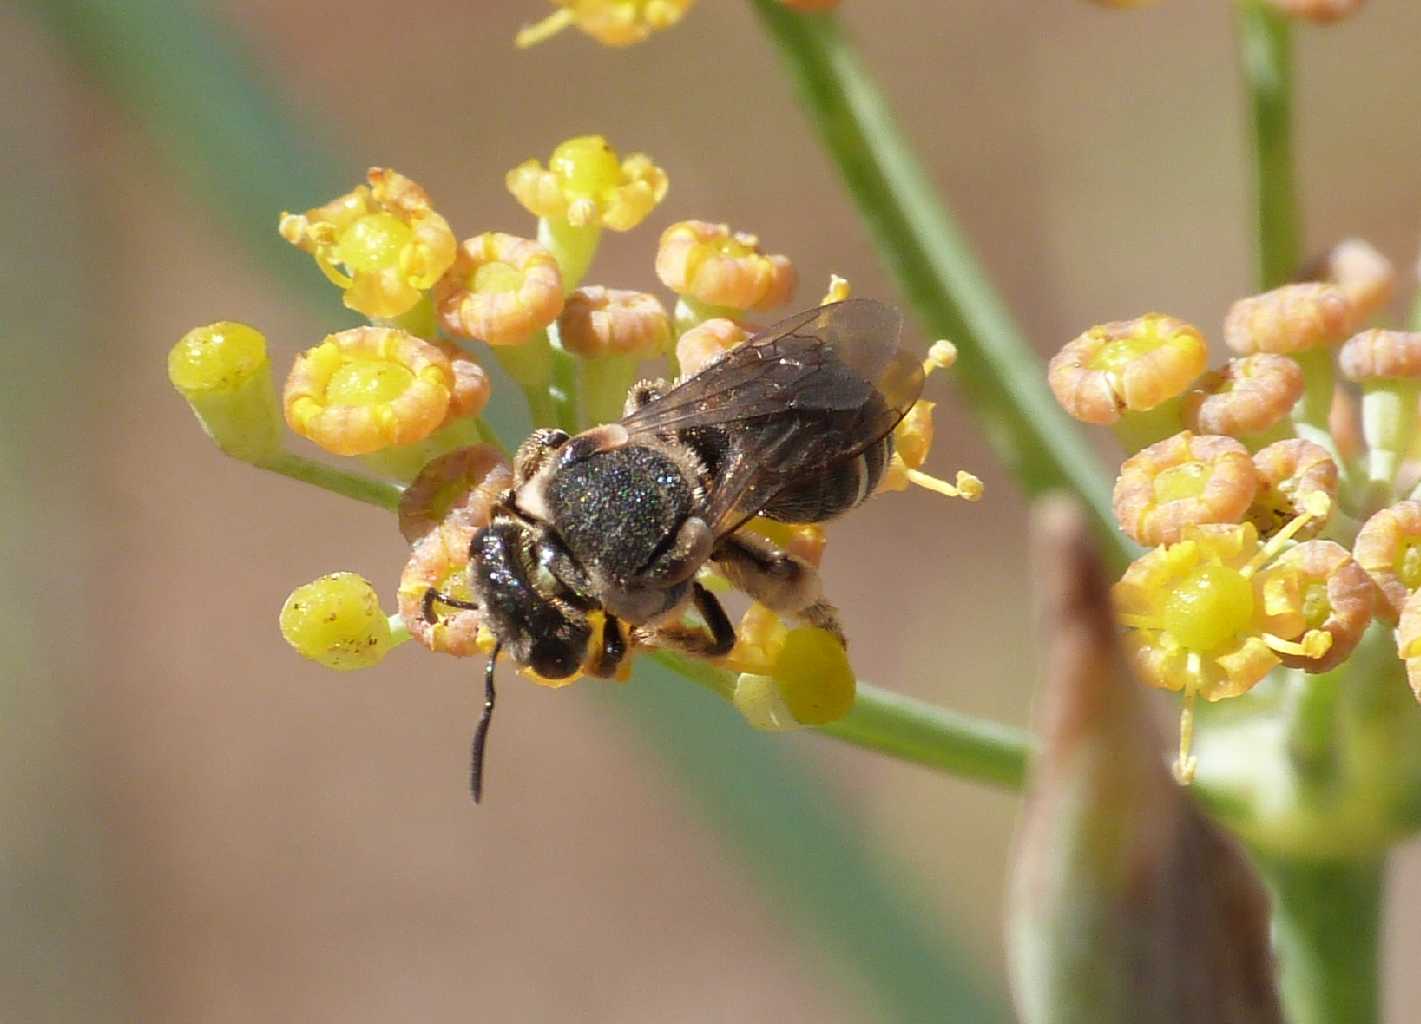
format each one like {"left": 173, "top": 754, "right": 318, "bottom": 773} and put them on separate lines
{"left": 924, "top": 340, "right": 958, "bottom": 375}
{"left": 904, "top": 468, "right": 984, "bottom": 502}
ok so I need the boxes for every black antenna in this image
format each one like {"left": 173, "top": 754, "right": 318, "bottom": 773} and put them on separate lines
{"left": 471, "top": 643, "right": 500, "bottom": 803}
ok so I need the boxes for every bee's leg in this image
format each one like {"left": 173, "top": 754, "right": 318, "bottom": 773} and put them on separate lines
{"left": 642, "top": 516, "right": 714, "bottom": 586}
{"left": 586, "top": 614, "right": 628, "bottom": 678}
{"left": 630, "top": 583, "right": 736, "bottom": 659}
{"left": 711, "top": 533, "right": 846, "bottom": 647}
{"left": 422, "top": 587, "right": 480, "bottom": 622}
{"left": 624, "top": 378, "right": 672, "bottom": 415}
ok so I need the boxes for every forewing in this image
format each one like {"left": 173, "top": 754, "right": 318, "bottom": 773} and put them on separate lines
{"left": 622, "top": 299, "right": 924, "bottom": 533}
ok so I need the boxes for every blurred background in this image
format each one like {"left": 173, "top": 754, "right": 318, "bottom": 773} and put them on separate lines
{"left": 5, "top": 0, "right": 1421, "bottom": 1020}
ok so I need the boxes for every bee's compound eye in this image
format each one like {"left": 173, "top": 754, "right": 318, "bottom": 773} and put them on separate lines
{"left": 529, "top": 637, "right": 582, "bottom": 679}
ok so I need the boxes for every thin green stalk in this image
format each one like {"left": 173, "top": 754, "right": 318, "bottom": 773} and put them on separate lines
{"left": 656, "top": 652, "right": 1031, "bottom": 789}
{"left": 1263, "top": 857, "right": 1384, "bottom": 1024}
{"left": 749, "top": 0, "right": 1127, "bottom": 570}
{"left": 1237, "top": 0, "right": 1302, "bottom": 289}
{"left": 259, "top": 452, "right": 403, "bottom": 511}
{"left": 1410, "top": 284, "right": 1421, "bottom": 332}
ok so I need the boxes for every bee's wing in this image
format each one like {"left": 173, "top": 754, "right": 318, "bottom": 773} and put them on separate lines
{"left": 621, "top": 299, "right": 924, "bottom": 535}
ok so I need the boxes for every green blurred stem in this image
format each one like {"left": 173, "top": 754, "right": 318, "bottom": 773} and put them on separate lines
{"left": 749, "top": 0, "right": 1127, "bottom": 570}
{"left": 655, "top": 652, "right": 1031, "bottom": 789}
{"left": 1265, "top": 857, "right": 1383, "bottom": 1024}
{"left": 259, "top": 451, "right": 403, "bottom": 511}
{"left": 1410, "top": 283, "right": 1421, "bottom": 332}
{"left": 547, "top": 326, "right": 583, "bottom": 433}
{"left": 1238, "top": 0, "right": 1301, "bottom": 289}
{"left": 492, "top": 333, "right": 559, "bottom": 428}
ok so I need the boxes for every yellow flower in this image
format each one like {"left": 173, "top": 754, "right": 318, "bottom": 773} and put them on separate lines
{"left": 1270, "top": 540, "right": 1375, "bottom": 673}
{"left": 1353, "top": 501, "right": 1421, "bottom": 622}
{"left": 278, "top": 168, "right": 456, "bottom": 319}
{"left": 1181, "top": 353, "right": 1304, "bottom": 439}
{"left": 284, "top": 326, "right": 454, "bottom": 456}
{"left": 1248, "top": 439, "right": 1338, "bottom": 540}
{"left": 557, "top": 286, "right": 671, "bottom": 357}
{"left": 1047, "top": 314, "right": 1207, "bottom": 425}
{"left": 725, "top": 603, "right": 855, "bottom": 730}
{"left": 280, "top": 572, "right": 393, "bottom": 671}
{"left": 1115, "top": 499, "right": 1333, "bottom": 779}
{"left": 397, "top": 514, "right": 487, "bottom": 658}
{"left": 874, "top": 339, "right": 982, "bottom": 501}
{"left": 435, "top": 233, "right": 565, "bottom": 346}
{"left": 655, "top": 220, "right": 797, "bottom": 312}
{"left": 397, "top": 444, "right": 513, "bottom": 544}
{"left": 1112, "top": 431, "right": 1258, "bottom": 547}
{"left": 516, "top": 0, "right": 695, "bottom": 48}
{"left": 506, "top": 135, "right": 668, "bottom": 231}
{"left": 168, "top": 321, "right": 283, "bottom": 463}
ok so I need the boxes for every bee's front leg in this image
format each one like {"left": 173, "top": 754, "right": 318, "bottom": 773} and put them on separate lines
{"left": 631, "top": 583, "right": 736, "bottom": 659}
{"left": 711, "top": 532, "right": 846, "bottom": 647}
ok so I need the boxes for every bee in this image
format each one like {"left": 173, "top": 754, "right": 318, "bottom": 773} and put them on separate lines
{"left": 424, "top": 298, "right": 924, "bottom": 801}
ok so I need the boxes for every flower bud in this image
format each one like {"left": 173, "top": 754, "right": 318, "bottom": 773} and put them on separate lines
{"left": 676, "top": 318, "right": 749, "bottom": 378}
{"left": 558, "top": 286, "right": 671, "bottom": 358}
{"left": 1224, "top": 283, "right": 1351, "bottom": 356}
{"left": 280, "top": 572, "right": 393, "bottom": 671}
{"left": 1320, "top": 238, "right": 1394, "bottom": 326}
{"left": 168, "top": 321, "right": 283, "bottom": 463}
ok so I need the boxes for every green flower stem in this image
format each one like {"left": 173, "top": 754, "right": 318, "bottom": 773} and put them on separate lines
{"left": 749, "top": 0, "right": 1127, "bottom": 570}
{"left": 1237, "top": 0, "right": 1302, "bottom": 290}
{"left": 492, "top": 333, "right": 559, "bottom": 429}
{"left": 1263, "top": 856, "right": 1384, "bottom": 1024}
{"left": 1411, "top": 282, "right": 1421, "bottom": 332}
{"left": 579, "top": 352, "right": 642, "bottom": 427}
{"left": 546, "top": 325, "right": 583, "bottom": 434}
{"left": 258, "top": 451, "right": 403, "bottom": 511}
{"left": 655, "top": 652, "right": 1031, "bottom": 789}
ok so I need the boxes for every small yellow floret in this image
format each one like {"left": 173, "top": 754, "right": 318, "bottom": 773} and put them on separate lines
{"left": 507, "top": 135, "right": 668, "bottom": 231}
{"left": 278, "top": 168, "right": 456, "bottom": 319}
{"left": 435, "top": 233, "right": 564, "bottom": 346}
{"left": 516, "top": 0, "right": 695, "bottom": 48}
{"left": 655, "top": 220, "right": 797, "bottom": 312}
{"left": 280, "top": 572, "right": 393, "bottom": 671}
{"left": 676, "top": 318, "right": 749, "bottom": 378}
{"left": 1248, "top": 439, "right": 1338, "bottom": 540}
{"left": 1048, "top": 314, "right": 1207, "bottom": 425}
{"left": 1353, "top": 501, "right": 1421, "bottom": 622}
{"left": 284, "top": 326, "right": 453, "bottom": 456}
{"left": 1112, "top": 432, "right": 1258, "bottom": 546}
{"left": 1181, "top": 353, "right": 1304, "bottom": 439}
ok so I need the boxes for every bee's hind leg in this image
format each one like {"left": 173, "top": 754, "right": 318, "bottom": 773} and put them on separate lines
{"left": 711, "top": 533, "right": 846, "bottom": 647}
{"left": 630, "top": 583, "right": 736, "bottom": 659}
{"left": 623, "top": 378, "right": 672, "bottom": 415}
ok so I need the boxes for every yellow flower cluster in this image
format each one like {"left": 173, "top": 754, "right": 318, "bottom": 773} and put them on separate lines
{"left": 173, "top": 132, "right": 969, "bottom": 739}
{"left": 1046, "top": 238, "right": 1421, "bottom": 779}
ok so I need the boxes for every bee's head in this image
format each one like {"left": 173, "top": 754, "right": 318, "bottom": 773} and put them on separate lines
{"left": 468, "top": 520, "right": 590, "bottom": 680}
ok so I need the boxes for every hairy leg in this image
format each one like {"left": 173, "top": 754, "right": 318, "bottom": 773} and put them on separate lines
{"left": 712, "top": 532, "right": 845, "bottom": 646}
